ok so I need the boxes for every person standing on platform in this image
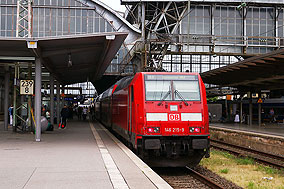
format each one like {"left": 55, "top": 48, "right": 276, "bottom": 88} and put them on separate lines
{"left": 261, "top": 109, "right": 265, "bottom": 125}
{"left": 234, "top": 111, "right": 240, "bottom": 123}
{"left": 60, "top": 105, "right": 69, "bottom": 129}
{"left": 82, "top": 107, "right": 87, "bottom": 121}
{"left": 8, "top": 104, "right": 13, "bottom": 127}
{"left": 269, "top": 108, "right": 275, "bottom": 123}
{"left": 78, "top": 106, "right": 82, "bottom": 120}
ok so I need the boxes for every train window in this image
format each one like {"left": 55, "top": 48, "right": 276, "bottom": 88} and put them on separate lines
{"left": 145, "top": 80, "right": 172, "bottom": 101}
{"left": 145, "top": 75, "right": 198, "bottom": 81}
{"left": 145, "top": 77, "right": 200, "bottom": 101}
{"left": 174, "top": 80, "right": 200, "bottom": 101}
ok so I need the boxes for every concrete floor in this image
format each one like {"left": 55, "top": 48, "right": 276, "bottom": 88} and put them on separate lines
{"left": 210, "top": 122, "right": 284, "bottom": 138}
{"left": 0, "top": 120, "right": 171, "bottom": 189}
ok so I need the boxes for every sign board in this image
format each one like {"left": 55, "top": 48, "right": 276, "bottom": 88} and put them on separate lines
{"left": 27, "top": 41, "right": 37, "bottom": 49}
{"left": 257, "top": 98, "right": 263, "bottom": 103}
{"left": 226, "top": 95, "right": 232, "bottom": 100}
{"left": 261, "top": 90, "right": 270, "bottom": 93}
{"left": 20, "top": 80, "right": 34, "bottom": 95}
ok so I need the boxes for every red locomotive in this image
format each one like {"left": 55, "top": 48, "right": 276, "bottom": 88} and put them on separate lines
{"left": 95, "top": 72, "right": 210, "bottom": 167}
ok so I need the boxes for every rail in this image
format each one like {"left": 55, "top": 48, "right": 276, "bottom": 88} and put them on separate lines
{"left": 186, "top": 167, "right": 225, "bottom": 189}
{"left": 211, "top": 139, "right": 284, "bottom": 169}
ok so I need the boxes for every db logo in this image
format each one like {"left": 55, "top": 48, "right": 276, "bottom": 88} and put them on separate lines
{"left": 168, "top": 114, "right": 180, "bottom": 121}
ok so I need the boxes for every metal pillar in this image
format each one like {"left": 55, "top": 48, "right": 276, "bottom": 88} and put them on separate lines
{"left": 240, "top": 101, "right": 243, "bottom": 124}
{"left": 16, "top": 0, "right": 33, "bottom": 38}
{"left": 141, "top": 3, "right": 146, "bottom": 42}
{"left": 258, "top": 103, "right": 261, "bottom": 126}
{"left": 35, "top": 58, "right": 42, "bottom": 142}
{"left": 243, "top": 6, "right": 247, "bottom": 54}
{"left": 258, "top": 93, "right": 261, "bottom": 126}
{"left": 141, "top": 2, "right": 146, "bottom": 71}
{"left": 249, "top": 93, "right": 253, "bottom": 126}
{"left": 56, "top": 81, "right": 60, "bottom": 125}
{"left": 13, "top": 64, "right": 19, "bottom": 132}
{"left": 4, "top": 67, "right": 10, "bottom": 131}
{"left": 27, "top": 63, "right": 32, "bottom": 130}
{"left": 187, "top": 0, "right": 191, "bottom": 48}
{"left": 50, "top": 74, "right": 54, "bottom": 126}
{"left": 62, "top": 85, "right": 65, "bottom": 106}
{"left": 225, "top": 98, "right": 228, "bottom": 119}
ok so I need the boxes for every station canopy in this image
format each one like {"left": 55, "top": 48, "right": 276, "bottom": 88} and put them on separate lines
{"left": 0, "top": 32, "right": 128, "bottom": 85}
{"left": 201, "top": 49, "right": 284, "bottom": 91}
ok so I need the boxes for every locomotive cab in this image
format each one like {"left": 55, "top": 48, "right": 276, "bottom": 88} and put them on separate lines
{"left": 137, "top": 73, "right": 210, "bottom": 167}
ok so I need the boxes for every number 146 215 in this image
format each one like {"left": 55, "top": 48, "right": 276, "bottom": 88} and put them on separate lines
{"left": 164, "top": 128, "right": 185, "bottom": 133}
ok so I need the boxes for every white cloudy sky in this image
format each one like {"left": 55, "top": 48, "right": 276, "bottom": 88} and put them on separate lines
{"left": 101, "top": 0, "right": 126, "bottom": 12}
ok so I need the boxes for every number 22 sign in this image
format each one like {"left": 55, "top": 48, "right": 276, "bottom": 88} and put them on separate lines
{"left": 20, "top": 80, "right": 34, "bottom": 95}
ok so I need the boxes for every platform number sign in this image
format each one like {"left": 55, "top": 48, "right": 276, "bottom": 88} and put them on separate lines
{"left": 20, "top": 80, "right": 34, "bottom": 95}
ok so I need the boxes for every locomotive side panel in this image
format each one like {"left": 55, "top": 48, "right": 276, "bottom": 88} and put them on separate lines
{"left": 130, "top": 74, "right": 145, "bottom": 147}
{"left": 112, "top": 86, "right": 131, "bottom": 139}
{"left": 199, "top": 75, "right": 209, "bottom": 133}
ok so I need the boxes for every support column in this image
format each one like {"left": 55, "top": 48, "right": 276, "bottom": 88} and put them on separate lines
{"left": 141, "top": 2, "right": 146, "bottom": 71}
{"left": 61, "top": 85, "right": 65, "bottom": 106}
{"left": 258, "top": 103, "right": 261, "bottom": 126}
{"left": 56, "top": 81, "right": 60, "bottom": 125}
{"left": 258, "top": 93, "right": 261, "bottom": 126}
{"left": 240, "top": 101, "right": 243, "bottom": 124}
{"left": 141, "top": 3, "right": 146, "bottom": 42}
{"left": 243, "top": 7, "right": 247, "bottom": 54}
{"left": 225, "top": 98, "right": 228, "bottom": 119}
{"left": 27, "top": 63, "right": 32, "bottom": 130}
{"left": 13, "top": 64, "right": 19, "bottom": 132}
{"left": 35, "top": 58, "right": 42, "bottom": 142}
{"left": 50, "top": 74, "right": 54, "bottom": 126}
{"left": 249, "top": 92, "right": 253, "bottom": 126}
{"left": 4, "top": 67, "right": 10, "bottom": 131}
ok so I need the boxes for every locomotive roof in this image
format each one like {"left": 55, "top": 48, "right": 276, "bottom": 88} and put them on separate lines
{"left": 113, "top": 76, "right": 134, "bottom": 93}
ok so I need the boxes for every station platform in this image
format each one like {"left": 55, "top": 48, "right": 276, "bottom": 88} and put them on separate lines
{"left": 210, "top": 122, "right": 284, "bottom": 138}
{"left": 0, "top": 120, "right": 171, "bottom": 189}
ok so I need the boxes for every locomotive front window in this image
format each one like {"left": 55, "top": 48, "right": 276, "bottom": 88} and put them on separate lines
{"left": 174, "top": 80, "right": 200, "bottom": 101}
{"left": 145, "top": 75, "right": 201, "bottom": 101}
{"left": 145, "top": 80, "right": 171, "bottom": 101}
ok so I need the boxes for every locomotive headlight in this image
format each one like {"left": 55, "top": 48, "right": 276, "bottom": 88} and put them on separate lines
{"left": 189, "top": 127, "right": 201, "bottom": 133}
{"left": 147, "top": 127, "right": 160, "bottom": 133}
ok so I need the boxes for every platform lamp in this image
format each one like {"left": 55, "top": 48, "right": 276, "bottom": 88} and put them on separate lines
{"left": 237, "top": 2, "right": 247, "bottom": 10}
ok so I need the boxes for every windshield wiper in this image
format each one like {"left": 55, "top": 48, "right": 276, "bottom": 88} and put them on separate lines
{"left": 158, "top": 89, "right": 171, "bottom": 106}
{"left": 174, "top": 90, "right": 189, "bottom": 106}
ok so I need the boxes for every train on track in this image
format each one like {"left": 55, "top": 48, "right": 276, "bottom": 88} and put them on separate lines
{"left": 95, "top": 72, "right": 210, "bottom": 167}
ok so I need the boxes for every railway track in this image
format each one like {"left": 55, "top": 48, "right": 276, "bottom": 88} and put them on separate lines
{"left": 155, "top": 167, "right": 240, "bottom": 189}
{"left": 211, "top": 139, "right": 284, "bottom": 169}
{"left": 186, "top": 167, "right": 225, "bottom": 189}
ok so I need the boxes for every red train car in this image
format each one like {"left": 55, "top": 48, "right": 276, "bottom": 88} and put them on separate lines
{"left": 96, "top": 72, "right": 210, "bottom": 167}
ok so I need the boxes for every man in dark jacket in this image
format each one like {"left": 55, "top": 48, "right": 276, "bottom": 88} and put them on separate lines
{"left": 60, "top": 105, "right": 69, "bottom": 129}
